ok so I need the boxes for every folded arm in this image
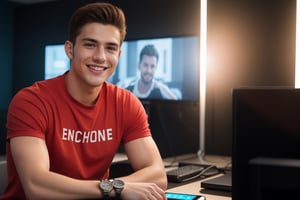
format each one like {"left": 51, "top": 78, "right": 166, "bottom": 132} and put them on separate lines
{"left": 10, "top": 136, "right": 168, "bottom": 200}
{"left": 10, "top": 136, "right": 102, "bottom": 200}
{"left": 117, "top": 136, "right": 168, "bottom": 199}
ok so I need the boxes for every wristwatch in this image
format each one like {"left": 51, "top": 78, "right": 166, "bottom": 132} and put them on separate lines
{"left": 112, "top": 179, "right": 125, "bottom": 199}
{"left": 99, "top": 179, "right": 113, "bottom": 199}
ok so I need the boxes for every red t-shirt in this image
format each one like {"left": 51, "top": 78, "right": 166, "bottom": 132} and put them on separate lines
{"left": 2, "top": 74, "right": 151, "bottom": 199}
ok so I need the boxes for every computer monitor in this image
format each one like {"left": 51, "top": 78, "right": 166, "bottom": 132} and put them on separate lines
{"left": 232, "top": 87, "right": 300, "bottom": 200}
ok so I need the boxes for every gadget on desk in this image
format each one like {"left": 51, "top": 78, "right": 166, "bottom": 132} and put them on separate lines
{"left": 167, "top": 164, "right": 219, "bottom": 183}
{"left": 166, "top": 192, "right": 205, "bottom": 200}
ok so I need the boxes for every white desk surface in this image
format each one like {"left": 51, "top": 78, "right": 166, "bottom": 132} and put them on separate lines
{"left": 112, "top": 153, "right": 128, "bottom": 163}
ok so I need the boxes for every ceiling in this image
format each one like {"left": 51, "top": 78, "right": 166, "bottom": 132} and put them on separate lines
{"left": 7, "top": 0, "right": 57, "bottom": 4}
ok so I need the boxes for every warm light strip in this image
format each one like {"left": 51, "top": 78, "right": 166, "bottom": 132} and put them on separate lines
{"left": 296, "top": 0, "right": 300, "bottom": 88}
{"left": 198, "top": 0, "right": 207, "bottom": 157}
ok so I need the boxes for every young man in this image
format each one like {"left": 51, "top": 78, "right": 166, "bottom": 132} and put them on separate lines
{"left": 2, "top": 2, "right": 167, "bottom": 200}
{"left": 125, "top": 44, "right": 178, "bottom": 100}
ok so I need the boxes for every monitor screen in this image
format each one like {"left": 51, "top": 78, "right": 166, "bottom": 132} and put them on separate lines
{"left": 44, "top": 36, "right": 199, "bottom": 102}
{"left": 232, "top": 87, "right": 300, "bottom": 200}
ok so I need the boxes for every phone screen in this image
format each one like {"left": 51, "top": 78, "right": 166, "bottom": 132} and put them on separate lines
{"left": 166, "top": 192, "right": 205, "bottom": 200}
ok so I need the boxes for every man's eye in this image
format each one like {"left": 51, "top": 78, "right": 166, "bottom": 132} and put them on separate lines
{"left": 107, "top": 46, "right": 118, "bottom": 52}
{"left": 84, "top": 43, "right": 96, "bottom": 48}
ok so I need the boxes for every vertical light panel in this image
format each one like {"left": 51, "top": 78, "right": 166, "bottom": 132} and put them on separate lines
{"left": 198, "top": 0, "right": 207, "bottom": 157}
{"left": 296, "top": 0, "right": 300, "bottom": 88}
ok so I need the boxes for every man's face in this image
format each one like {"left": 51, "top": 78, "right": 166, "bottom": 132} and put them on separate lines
{"left": 139, "top": 55, "right": 157, "bottom": 84}
{"left": 65, "top": 22, "right": 121, "bottom": 88}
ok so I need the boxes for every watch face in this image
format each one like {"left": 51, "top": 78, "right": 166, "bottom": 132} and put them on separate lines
{"left": 100, "top": 180, "right": 113, "bottom": 191}
{"left": 112, "top": 179, "right": 124, "bottom": 189}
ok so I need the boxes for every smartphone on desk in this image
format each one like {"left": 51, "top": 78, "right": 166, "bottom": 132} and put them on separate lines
{"left": 166, "top": 192, "right": 205, "bottom": 200}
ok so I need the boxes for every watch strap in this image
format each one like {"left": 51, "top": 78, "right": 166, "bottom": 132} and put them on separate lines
{"left": 103, "top": 191, "right": 109, "bottom": 199}
{"left": 115, "top": 189, "right": 121, "bottom": 199}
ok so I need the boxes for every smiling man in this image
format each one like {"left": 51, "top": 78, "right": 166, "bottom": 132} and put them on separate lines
{"left": 126, "top": 44, "right": 177, "bottom": 100}
{"left": 2, "top": 2, "right": 167, "bottom": 200}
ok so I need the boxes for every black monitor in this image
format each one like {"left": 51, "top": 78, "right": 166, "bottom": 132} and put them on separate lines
{"left": 232, "top": 88, "right": 300, "bottom": 200}
{"left": 44, "top": 35, "right": 200, "bottom": 158}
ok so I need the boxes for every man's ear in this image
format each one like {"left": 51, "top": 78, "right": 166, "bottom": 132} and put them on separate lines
{"left": 64, "top": 41, "right": 73, "bottom": 59}
{"left": 118, "top": 49, "right": 121, "bottom": 59}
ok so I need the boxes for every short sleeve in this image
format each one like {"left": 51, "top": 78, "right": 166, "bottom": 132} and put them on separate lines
{"left": 6, "top": 86, "right": 48, "bottom": 140}
{"left": 120, "top": 91, "right": 151, "bottom": 144}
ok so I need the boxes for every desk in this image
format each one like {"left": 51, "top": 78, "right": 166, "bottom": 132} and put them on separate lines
{"left": 166, "top": 174, "right": 231, "bottom": 200}
{"left": 165, "top": 154, "right": 232, "bottom": 200}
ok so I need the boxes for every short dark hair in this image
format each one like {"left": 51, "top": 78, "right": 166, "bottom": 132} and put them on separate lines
{"left": 67, "top": 2, "right": 127, "bottom": 45}
{"left": 139, "top": 44, "right": 159, "bottom": 63}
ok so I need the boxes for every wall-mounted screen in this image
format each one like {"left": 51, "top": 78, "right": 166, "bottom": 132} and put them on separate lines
{"left": 45, "top": 36, "right": 199, "bottom": 102}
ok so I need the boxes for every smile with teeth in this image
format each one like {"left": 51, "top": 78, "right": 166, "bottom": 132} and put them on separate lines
{"left": 88, "top": 65, "right": 107, "bottom": 71}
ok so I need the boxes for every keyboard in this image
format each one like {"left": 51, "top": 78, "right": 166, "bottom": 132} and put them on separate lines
{"left": 167, "top": 165, "right": 205, "bottom": 183}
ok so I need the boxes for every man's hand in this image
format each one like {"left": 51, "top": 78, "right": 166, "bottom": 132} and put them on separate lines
{"left": 121, "top": 182, "right": 167, "bottom": 200}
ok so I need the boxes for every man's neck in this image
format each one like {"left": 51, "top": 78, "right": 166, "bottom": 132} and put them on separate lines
{"left": 65, "top": 72, "right": 101, "bottom": 106}
{"left": 138, "top": 79, "right": 152, "bottom": 94}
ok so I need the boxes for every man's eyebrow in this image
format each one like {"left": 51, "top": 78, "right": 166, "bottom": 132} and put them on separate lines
{"left": 81, "top": 38, "right": 98, "bottom": 43}
{"left": 81, "top": 38, "right": 119, "bottom": 47}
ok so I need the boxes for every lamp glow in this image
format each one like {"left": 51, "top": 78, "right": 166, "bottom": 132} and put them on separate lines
{"left": 296, "top": 0, "right": 300, "bottom": 88}
{"left": 198, "top": 0, "right": 207, "bottom": 157}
